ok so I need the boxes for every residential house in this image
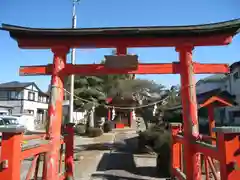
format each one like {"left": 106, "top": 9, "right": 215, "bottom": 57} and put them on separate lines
{"left": 0, "top": 81, "right": 49, "bottom": 124}
{"left": 196, "top": 62, "right": 240, "bottom": 125}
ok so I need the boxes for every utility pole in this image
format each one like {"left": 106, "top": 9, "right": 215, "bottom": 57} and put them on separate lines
{"left": 69, "top": 0, "right": 79, "bottom": 123}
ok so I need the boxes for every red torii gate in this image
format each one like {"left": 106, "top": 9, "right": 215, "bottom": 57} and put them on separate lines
{"left": 1, "top": 19, "right": 240, "bottom": 180}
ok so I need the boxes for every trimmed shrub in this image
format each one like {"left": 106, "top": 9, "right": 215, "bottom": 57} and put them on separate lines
{"left": 103, "top": 121, "right": 113, "bottom": 133}
{"left": 156, "top": 151, "right": 171, "bottom": 177}
{"left": 138, "top": 123, "right": 171, "bottom": 149}
{"left": 138, "top": 123, "right": 172, "bottom": 177}
{"left": 154, "top": 130, "right": 171, "bottom": 177}
{"left": 74, "top": 123, "right": 86, "bottom": 135}
{"left": 86, "top": 127, "right": 103, "bottom": 137}
{"left": 138, "top": 130, "right": 155, "bottom": 152}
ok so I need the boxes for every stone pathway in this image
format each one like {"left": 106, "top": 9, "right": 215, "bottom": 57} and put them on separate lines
{"left": 73, "top": 132, "right": 116, "bottom": 180}
{"left": 90, "top": 130, "right": 162, "bottom": 180}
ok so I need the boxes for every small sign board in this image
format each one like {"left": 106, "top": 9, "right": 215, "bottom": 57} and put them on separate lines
{"left": 104, "top": 55, "right": 139, "bottom": 69}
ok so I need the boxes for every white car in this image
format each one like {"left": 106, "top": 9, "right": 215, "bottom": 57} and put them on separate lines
{"left": 0, "top": 116, "right": 19, "bottom": 126}
{"left": 0, "top": 116, "right": 26, "bottom": 136}
{"left": 11, "top": 114, "right": 35, "bottom": 131}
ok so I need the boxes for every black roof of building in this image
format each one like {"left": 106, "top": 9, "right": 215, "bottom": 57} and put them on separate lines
{"left": 196, "top": 74, "right": 228, "bottom": 85}
{"left": 196, "top": 61, "right": 240, "bottom": 85}
{"left": 0, "top": 81, "right": 48, "bottom": 96}
{"left": 0, "top": 81, "right": 32, "bottom": 89}
{"left": 230, "top": 61, "right": 240, "bottom": 72}
{"left": 1, "top": 19, "right": 240, "bottom": 40}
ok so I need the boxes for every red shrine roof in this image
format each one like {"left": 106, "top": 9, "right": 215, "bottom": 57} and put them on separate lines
{"left": 106, "top": 95, "right": 137, "bottom": 108}
{"left": 1, "top": 19, "right": 240, "bottom": 48}
{"left": 198, "top": 89, "right": 237, "bottom": 108}
{"left": 1, "top": 19, "right": 240, "bottom": 38}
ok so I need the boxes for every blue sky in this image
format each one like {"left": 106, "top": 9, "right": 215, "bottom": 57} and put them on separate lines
{"left": 0, "top": 0, "right": 240, "bottom": 91}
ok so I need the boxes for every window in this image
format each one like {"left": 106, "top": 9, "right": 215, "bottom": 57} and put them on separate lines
{"left": 38, "top": 96, "right": 47, "bottom": 103}
{"left": 28, "top": 91, "right": 35, "bottom": 101}
{"left": 0, "top": 91, "right": 8, "bottom": 100}
{"left": 18, "top": 91, "right": 23, "bottom": 99}
{"left": 10, "top": 91, "right": 17, "bottom": 99}
{"left": 9, "top": 91, "right": 23, "bottom": 100}
{"left": 38, "top": 96, "right": 43, "bottom": 102}
{"left": 23, "top": 109, "right": 34, "bottom": 115}
{"left": 219, "top": 108, "right": 226, "bottom": 125}
{"left": 233, "top": 111, "right": 240, "bottom": 118}
{"left": 229, "top": 111, "right": 234, "bottom": 124}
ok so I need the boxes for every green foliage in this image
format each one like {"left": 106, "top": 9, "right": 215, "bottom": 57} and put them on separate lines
{"left": 98, "top": 59, "right": 133, "bottom": 95}
{"left": 108, "top": 79, "right": 165, "bottom": 102}
{"left": 100, "top": 74, "right": 132, "bottom": 95}
{"left": 73, "top": 75, "right": 106, "bottom": 109}
{"left": 138, "top": 124, "right": 171, "bottom": 177}
{"left": 138, "top": 124, "right": 171, "bottom": 152}
{"left": 86, "top": 127, "right": 103, "bottom": 137}
{"left": 74, "top": 123, "right": 86, "bottom": 135}
{"left": 164, "top": 111, "right": 182, "bottom": 123}
{"left": 103, "top": 121, "right": 113, "bottom": 133}
{"left": 157, "top": 153, "right": 171, "bottom": 177}
{"left": 159, "top": 85, "right": 181, "bottom": 109}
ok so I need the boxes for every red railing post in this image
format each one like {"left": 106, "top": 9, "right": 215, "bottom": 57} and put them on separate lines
{"left": 214, "top": 127, "right": 240, "bottom": 180}
{"left": 170, "top": 123, "right": 182, "bottom": 171}
{"left": 0, "top": 126, "right": 25, "bottom": 180}
{"left": 64, "top": 123, "right": 75, "bottom": 179}
{"left": 176, "top": 45, "right": 202, "bottom": 180}
{"left": 43, "top": 47, "right": 69, "bottom": 180}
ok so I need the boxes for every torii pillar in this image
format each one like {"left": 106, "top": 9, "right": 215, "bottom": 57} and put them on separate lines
{"left": 177, "top": 45, "right": 201, "bottom": 180}
{"left": 43, "top": 47, "right": 69, "bottom": 179}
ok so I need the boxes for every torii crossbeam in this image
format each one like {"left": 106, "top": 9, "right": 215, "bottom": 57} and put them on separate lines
{"left": 19, "top": 62, "right": 229, "bottom": 76}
